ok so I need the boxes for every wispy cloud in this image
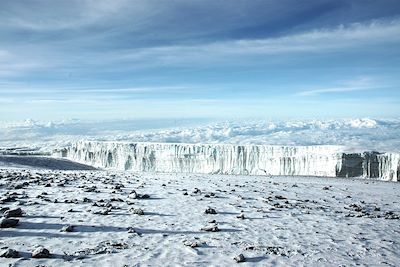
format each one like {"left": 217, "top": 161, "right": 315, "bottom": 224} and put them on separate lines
{"left": 0, "top": 85, "right": 189, "bottom": 94}
{"left": 0, "top": 0, "right": 132, "bottom": 31}
{"left": 296, "top": 77, "right": 378, "bottom": 96}
{"left": 297, "top": 86, "right": 375, "bottom": 96}
{"left": 1, "top": 18, "right": 400, "bottom": 78}
{"left": 114, "top": 19, "right": 400, "bottom": 66}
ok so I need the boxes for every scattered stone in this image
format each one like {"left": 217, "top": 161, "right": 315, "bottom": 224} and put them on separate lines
{"left": 128, "top": 190, "right": 138, "bottom": 199}
{"left": 32, "top": 247, "right": 50, "bottom": 258}
{"left": 0, "top": 248, "right": 19, "bottom": 258}
{"left": 349, "top": 204, "right": 363, "bottom": 212}
{"left": 84, "top": 186, "right": 98, "bottom": 192}
{"left": 265, "top": 246, "right": 289, "bottom": 256}
{"left": 13, "top": 182, "right": 29, "bottom": 189}
{"left": 93, "top": 209, "right": 110, "bottom": 215}
{"left": 74, "top": 241, "right": 128, "bottom": 258}
{"left": 384, "top": 211, "right": 400, "bottom": 219}
{"left": 129, "top": 191, "right": 150, "bottom": 199}
{"left": 0, "top": 207, "right": 10, "bottom": 213}
{"left": 236, "top": 213, "right": 245, "bottom": 219}
{"left": 61, "top": 225, "right": 74, "bottom": 232}
{"left": 193, "top": 188, "right": 201, "bottom": 194}
{"left": 183, "top": 240, "right": 199, "bottom": 248}
{"left": 130, "top": 208, "right": 144, "bottom": 215}
{"left": 3, "top": 207, "right": 23, "bottom": 218}
{"left": 127, "top": 227, "right": 136, "bottom": 233}
{"left": 201, "top": 224, "right": 219, "bottom": 232}
{"left": 140, "top": 194, "right": 150, "bottom": 199}
{"left": 205, "top": 207, "right": 217, "bottom": 214}
{"left": 0, "top": 218, "right": 19, "bottom": 228}
{"left": 234, "top": 253, "right": 246, "bottom": 263}
{"left": 83, "top": 197, "right": 92, "bottom": 203}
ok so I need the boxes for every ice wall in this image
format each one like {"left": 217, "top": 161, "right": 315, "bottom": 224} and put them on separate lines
{"left": 54, "top": 141, "right": 400, "bottom": 181}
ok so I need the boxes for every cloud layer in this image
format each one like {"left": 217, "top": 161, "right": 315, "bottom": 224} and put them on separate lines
{"left": 1, "top": 118, "right": 399, "bottom": 153}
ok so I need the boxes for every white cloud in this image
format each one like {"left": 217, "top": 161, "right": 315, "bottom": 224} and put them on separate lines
{"left": 115, "top": 19, "right": 400, "bottom": 65}
{"left": 0, "top": 85, "right": 189, "bottom": 94}
{"left": 296, "top": 77, "right": 378, "bottom": 96}
{"left": 1, "top": 118, "right": 400, "bottom": 153}
{"left": 297, "top": 86, "right": 374, "bottom": 96}
{"left": 0, "top": 0, "right": 132, "bottom": 31}
{"left": 0, "top": 18, "right": 399, "bottom": 78}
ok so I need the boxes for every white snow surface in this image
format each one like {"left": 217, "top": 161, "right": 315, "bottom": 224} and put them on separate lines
{"left": 0, "top": 169, "right": 399, "bottom": 266}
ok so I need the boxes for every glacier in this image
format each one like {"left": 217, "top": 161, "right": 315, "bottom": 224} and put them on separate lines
{"left": 53, "top": 141, "right": 400, "bottom": 181}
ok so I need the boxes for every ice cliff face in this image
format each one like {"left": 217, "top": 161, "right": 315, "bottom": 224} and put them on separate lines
{"left": 54, "top": 141, "right": 400, "bottom": 181}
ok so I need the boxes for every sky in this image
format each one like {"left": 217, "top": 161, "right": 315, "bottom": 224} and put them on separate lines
{"left": 0, "top": 0, "right": 400, "bottom": 122}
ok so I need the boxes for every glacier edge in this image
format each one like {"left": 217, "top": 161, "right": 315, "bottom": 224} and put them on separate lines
{"left": 53, "top": 141, "right": 400, "bottom": 181}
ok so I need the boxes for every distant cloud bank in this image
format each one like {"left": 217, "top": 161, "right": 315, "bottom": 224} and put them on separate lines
{"left": 1, "top": 118, "right": 399, "bottom": 153}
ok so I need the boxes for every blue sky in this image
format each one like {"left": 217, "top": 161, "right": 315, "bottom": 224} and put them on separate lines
{"left": 0, "top": 0, "right": 400, "bottom": 121}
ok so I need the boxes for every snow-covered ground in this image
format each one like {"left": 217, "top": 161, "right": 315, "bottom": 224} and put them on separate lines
{"left": 1, "top": 168, "right": 399, "bottom": 266}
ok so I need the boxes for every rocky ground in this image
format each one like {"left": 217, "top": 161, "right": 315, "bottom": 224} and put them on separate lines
{"left": 0, "top": 168, "right": 399, "bottom": 266}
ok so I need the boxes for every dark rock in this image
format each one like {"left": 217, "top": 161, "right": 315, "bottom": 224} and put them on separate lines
{"left": 183, "top": 240, "right": 199, "bottom": 248}
{"left": 236, "top": 213, "right": 245, "bottom": 219}
{"left": 61, "top": 225, "right": 74, "bottom": 232}
{"left": 140, "top": 194, "right": 150, "bottom": 199}
{"left": 0, "top": 207, "right": 10, "bottom": 213}
{"left": 266, "top": 246, "right": 286, "bottom": 256}
{"left": 127, "top": 227, "right": 136, "bottom": 233}
{"left": 128, "top": 190, "right": 138, "bottom": 199}
{"left": 205, "top": 207, "right": 217, "bottom": 214}
{"left": 130, "top": 208, "right": 144, "bottom": 215}
{"left": 93, "top": 209, "right": 110, "bottom": 215}
{"left": 0, "top": 218, "right": 19, "bottom": 228}
{"left": 0, "top": 196, "right": 16, "bottom": 203}
{"left": 201, "top": 225, "right": 219, "bottom": 232}
{"left": 32, "top": 247, "right": 50, "bottom": 258}
{"left": 4, "top": 207, "right": 23, "bottom": 218}
{"left": 234, "top": 253, "right": 246, "bottom": 263}
{"left": 14, "top": 182, "right": 29, "bottom": 189}
{"left": 384, "top": 211, "right": 400, "bottom": 219}
{"left": 0, "top": 248, "right": 19, "bottom": 258}
{"left": 193, "top": 188, "right": 201, "bottom": 194}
